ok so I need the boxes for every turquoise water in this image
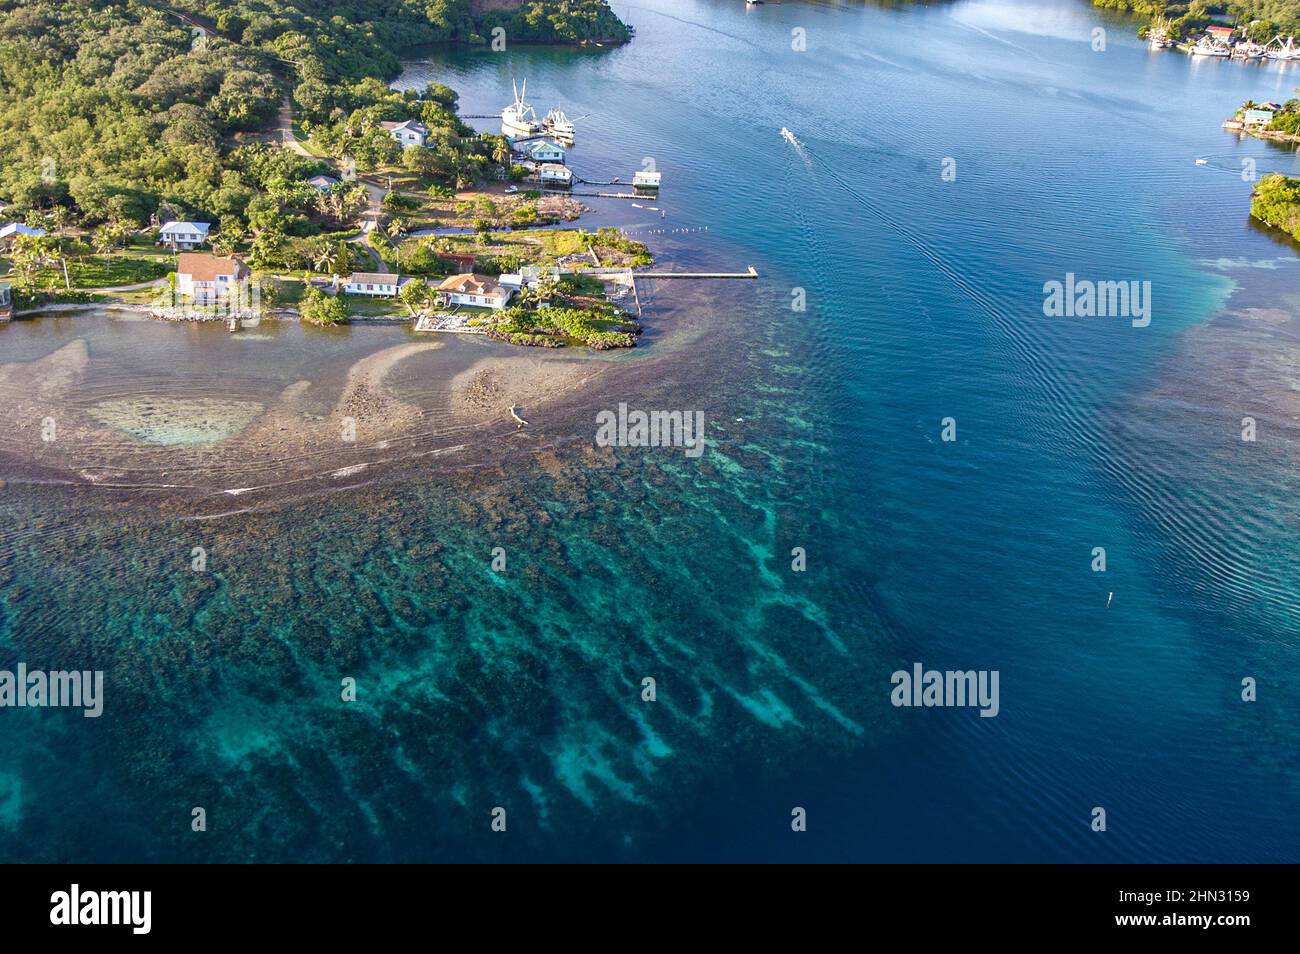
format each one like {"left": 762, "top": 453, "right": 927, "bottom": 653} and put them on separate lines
{"left": 2, "top": 0, "right": 1299, "bottom": 861}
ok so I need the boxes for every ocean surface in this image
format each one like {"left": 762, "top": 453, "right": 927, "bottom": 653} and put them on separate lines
{"left": 2, "top": 0, "right": 1298, "bottom": 862}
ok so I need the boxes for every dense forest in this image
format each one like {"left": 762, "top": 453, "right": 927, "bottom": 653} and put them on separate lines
{"left": 0, "top": 0, "right": 628, "bottom": 239}
{"left": 1093, "top": 0, "right": 1300, "bottom": 38}
{"left": 1251, "top": 174, "right": 1300, "bottom": 243}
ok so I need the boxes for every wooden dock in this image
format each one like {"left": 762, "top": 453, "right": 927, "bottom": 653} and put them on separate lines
{"left": 567, "top": 266, "right": 758, "bottom": 280}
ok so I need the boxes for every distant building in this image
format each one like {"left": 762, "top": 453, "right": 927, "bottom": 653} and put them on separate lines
{"left": 633, "top": 170, "right": 661, "bottom": 189}
{"left": 436, "top": 273, "right": 513, "bottom": 310}
{"left": 443, "top": 252, "right": 477, "bottom": 273}
{"left": 0, "top": 281, "right": 12, "bottom": 321}
{"left": 1242, "top": 108, "right": 1275, "bottom": 127}
{"left": 538, "top": 163, "right": 572, "bottom": 188}
{"left": 175, "top": 253, "right": 250, "bottom": 301}
{"left": 158, "top": 221, "right": 211, "bottom": 250}
{"left": 307, "top": 175, "right": 341, "bottom": 192}
{"left": 0, "top": 223, "right": 45, "bottom": 244}
{"left": 1206, "top": 25, "right": 1235, "bottom": 41}
{"left": 526, "top": 140, "right": 566, "bottom": 164}
{"left": 343, "top": 272, "right": 399, "bottom": 296}
{"left": 380, "top": 120, "right": 430, "bottom": 148}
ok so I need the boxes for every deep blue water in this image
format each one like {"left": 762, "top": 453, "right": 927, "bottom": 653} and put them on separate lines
{"left": 2, "top": 0, "right": 1298, "bottom": 862}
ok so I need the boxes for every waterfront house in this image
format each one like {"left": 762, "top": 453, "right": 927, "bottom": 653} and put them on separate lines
{"left": 0, "top": 223, "right": 45, "bottom": 244}
{"left": 380, "top": 120, "right": 430, "bottom": 148}
{"left": 307, "top": 175, "right": 340, "bottom": 192}
{"left": 343, "top": 272, "right": 400, "bottom": 296}
{"left": 538, "top": 163, "right": 573, "bottom": 188}
{"left": 527, "top": 140, "right": 566, "bottom": 164}
{"left": 175, "top": 253, "right": 250, "bottom": 301}
{"left": 436, "top": 273, "right": 513, "bottom": 310}
{"left": 1206, "top": 25, "right": 1235, "bottom": 42}
{"left": 0, "top": 281, "right": 12, "bottom": 321}
{"left": 1242, "top": 108, "right": 1275, "bottom": 128}
{"left": 158, "top": 221, "right": 211, "bottom": 250}
{"left": 633, "top": 170, "right": 662, "bottom": 189}
{"left": 1261, "top": 101, "right": 1283, "bottom": 112}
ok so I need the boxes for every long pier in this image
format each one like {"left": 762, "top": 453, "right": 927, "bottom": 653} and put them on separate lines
{"left": 571, "top": 266, "right": 758, "bottom": 280}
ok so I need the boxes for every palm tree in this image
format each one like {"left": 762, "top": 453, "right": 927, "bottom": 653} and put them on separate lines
{"left": 491, "top": 135, "right": 512, "bottom": 174}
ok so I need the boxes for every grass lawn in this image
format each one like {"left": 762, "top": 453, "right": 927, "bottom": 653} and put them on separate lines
{"left": 26, "top": 254, "right": 171, "bottom": 290}
{"left": 342, "top": 294, "right": 407, "bottom": 318}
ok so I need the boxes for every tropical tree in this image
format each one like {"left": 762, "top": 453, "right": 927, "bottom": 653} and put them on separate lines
{"left": 398, "top": 278, "right": 434, "bottom": 316}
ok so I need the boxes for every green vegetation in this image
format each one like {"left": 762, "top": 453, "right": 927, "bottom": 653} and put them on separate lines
{"left": 1100, "top": 0, "right": 1300, "bottom": 41}
{"left": 1250, "top": 174, "right": 1300, "bottom": 243}
{"left": 298, "top": 285, "right": 348, "bottom": 325}
{"left": 1267, "top": 100, "right": 1300, "bottom": 135}
{"left": 485, "top": 273, "right": 640, "bottom": 350}
{"left": 491, "top": 302, "right": 638, "bottom": 350}
{"left": 0, "top": 1, "right": 628, "bottom": 268}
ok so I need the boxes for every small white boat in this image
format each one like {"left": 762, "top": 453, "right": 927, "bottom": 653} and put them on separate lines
{"left": 780, "top": 126, "right": 799, "bottom": 144}
{"left": 1195, "top": 158, "right": 1208, "bottom": 165}
{"left": 504, "top": 186, "right": 519, "bottom": 194}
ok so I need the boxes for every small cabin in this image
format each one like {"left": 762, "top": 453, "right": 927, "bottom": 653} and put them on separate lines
{"left": 538, "top": 163, "right": 572, "bottom": 188}
{"left": 633, "top": 170, "right": 661, "bottom": 190}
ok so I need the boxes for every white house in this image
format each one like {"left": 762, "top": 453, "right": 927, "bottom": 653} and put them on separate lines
{"left": 633, "top": 170, "right": 661, "bottom": 189}
{"left": 343, "top": 272, "right": 399, "bottom": 296}
{"left": 436, "top": 273, "right": 513, "bottom": 310}
{"left": 307, "top": 175, "right": 340, "bottom": 192}
{"left": 538, "top": 163, "right": 572, "bottom": 188}
{"left": 159, "top": 221, "right": 211, "bottom": 250}
{"left": 526, "top": 140, "right": 566, "bottom": 164}
{"left": 380, "top": 120, "right": 430, "bottom": 148}
{"left": 175, "top": 253, "right": 250, "bottom": 301}
{"left": 0, "top": 222, "right": 45, "bottom": 244}
{"left": 499, "top": 265, "right": 560, "bottom": 291}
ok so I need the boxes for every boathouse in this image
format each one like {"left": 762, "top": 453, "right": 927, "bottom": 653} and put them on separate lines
{"left": 538, "top": 163, "right": 572, "bottom": 188}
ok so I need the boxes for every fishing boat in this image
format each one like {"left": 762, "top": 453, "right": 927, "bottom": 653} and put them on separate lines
{"left": 1195, "top": 158, "right": 1209, "bottom": 165}
{"left": 502, "top": 79, "right": 542, "bottom": 137}
{"left": 1190, "top": 36, "right": 1231, "bottom": 57}
{"left": 1264, "top": 35, "right": 1300, "bottom": 60}
{"left": 1148, "top": 16, "right": 1172, "bottom": 50}
{"left": 542, "top": 108, "right": 576, "bottom": 141}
